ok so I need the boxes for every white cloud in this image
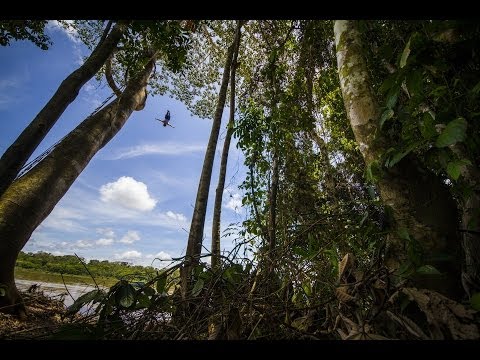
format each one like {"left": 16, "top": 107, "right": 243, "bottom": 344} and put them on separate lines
{"left": 165, "top": 211, "right": 187, "bottom": 222}
{"left": 107, "top": 143, "right": 206, "bottom": 160}
{"left": 75, "top": 240, "right": 93, "bottom": 248}
{"left": 47, "top": 20, "right": 81, "bottom": 44}
{"left": 119, "top": 230, "right": 141, "bottom": 244}
{"left": 96, "top": 238, "right": 114, "bottom": 246}
{"left": 96, "top": 228, "right": 115, "bottom": 238}
{"left": 99, "top": 176, "right": 157, "bottom": 211}
{"left": 224, "top": 193, "right": 242, "bottom": 214}
{"left": 154, "top": 251, "right": 172, "bottom": 261}
{"left": 115, "top": 250, "right": 142, "bottom": 260}
{"left": 41, "top": 206, "right": 88, "bottom": 232}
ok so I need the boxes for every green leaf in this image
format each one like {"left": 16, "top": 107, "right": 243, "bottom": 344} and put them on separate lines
{"left": 293, "top": 246, "right": 309, "bottom": 258}
{"left": 156, "top": 275, "right": 167, "bottom": 293}
{"left": 386, "top": 89, "right": 399, "bottom": 109}
{"left": 386, "top": 142, "right": 420, "bottom": 168}
{"left": 470, "top": 293, "right": 480, "bottom": 311}
{"left": 446, "top": 159, "right": 471, "bottom": 181}
{"left": 380, "top": 73, "right": 399, "bottom": 94}
{"left": 0, "top": 285, "right": 6, "bottom": 297}
{"left": 380, "top": 109, "right": 394, "bottom": 129}
{"left": 135, "top": 293, "right": 151, "bottom": 309}
{"left": 435, "top": 118, "right": 468, "bottom": 148}
{"left": 430, "top": 85, "right": 447, "bottom": 98}
{"left": 142, "top": 286, "right": 155, "bottom": 297}
{"left": 416, "top": 265, "right": 441, "bottom": 275}
{"left": 398, "top": 227, "right": 410, "bottom": 241}
{"left": 191, "top": 278, "right": 204, "bottom": 297}
{"left": 400, "top": 38, "right": 411, "bottom": 68}
{"left": 115, "top": 283, "right": 136, "bottom": 308}
{"left": 406, "top": 69, "right": 423, "bottom": 97}
{"left": 67, "top": 289, "right": 106, "bottom": 314}
{"left": 397, "top": 262, "right": 414, "bottom": 277}
{"left": 302, "top": 282, "right": 312, "bottom": 297}
{"left": 419, "top": 112, "right": 436, "bottom": 139}
{"left": 471, "top": 81, "right": 480, "bottom": 96}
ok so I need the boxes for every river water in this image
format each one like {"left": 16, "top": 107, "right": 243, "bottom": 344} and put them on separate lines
{"left": 16, "top": 279, "right": 99, "bottom": 308}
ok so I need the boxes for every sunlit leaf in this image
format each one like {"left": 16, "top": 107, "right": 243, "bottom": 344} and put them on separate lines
{"left": 400, "top": 38, "right": 411, "bottom": 68}
{"left": 115, "top": 283, "right": 136, "bottom": 308}
{"left": 67, "top": 289, "right": 106, "bottom": 314}
{"left": 435, "top": 118, "right": 467, "bottom": 148}
{"left": 192, "top": 278, "right": 204, "bottom": 297}
{"left": 416, "top": 265, "right": 441, "bottom": 275}
{"left": 446, "top": 159, "right": 471, "bottom": 181}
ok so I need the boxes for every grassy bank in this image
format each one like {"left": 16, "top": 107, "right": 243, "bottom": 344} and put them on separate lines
{"left": 15, "top": 267, "right": 118, "bottom": 288}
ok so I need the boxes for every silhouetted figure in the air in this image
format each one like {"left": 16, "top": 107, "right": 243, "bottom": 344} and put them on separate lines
{"left": 156, "top": 110, "right": 174, "bottom": 128}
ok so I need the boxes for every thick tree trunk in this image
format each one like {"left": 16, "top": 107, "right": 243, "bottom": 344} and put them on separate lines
{"left": 0, "top": 21, "right": 129, "bottom": 199}
{"left": 334, "top": 20, "right": 463, "bottom": 298}
{"left": 455, "top": 148, "right": 480, "bottom": 298}
{"left": 0, "top": 55, "right": 154, "bottom": 316}
{"left": 181, "top": 31, "right": 236, "bottom": 296}
{"left": 211, "top": 22, "right": 242, "bottom": 271}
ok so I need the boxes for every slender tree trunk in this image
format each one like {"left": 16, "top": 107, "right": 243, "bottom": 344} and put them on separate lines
{"left": 334, "top": 20, "right": 463, "bottom": 298}
{"left": 181, "top": 29, "right": 236, "bottom": 296}
{"left": 211, "top": 21, "right": 243, "bottom": 271}
{"left": 268, "top": 155, "right": 279, "bottom": 251}
{"left": 0, "top": 54, "right": 154, "bottom": 316}
{"left": 0, "top": 21, "right": 129, "bottom": 199}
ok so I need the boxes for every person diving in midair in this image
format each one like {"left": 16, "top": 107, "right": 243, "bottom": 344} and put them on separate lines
{"left": 156, "top": 110, "right": 174, "bottom": 128}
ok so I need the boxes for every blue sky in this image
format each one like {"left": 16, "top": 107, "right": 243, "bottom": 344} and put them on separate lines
{"left": 0, "top": 22, "right": 247, "bottom": 267}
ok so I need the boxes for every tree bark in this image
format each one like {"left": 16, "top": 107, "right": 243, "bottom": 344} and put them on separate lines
{"left": 334, "top": 20, "right": 463, "bottom": 298}
{"left": 268, "top": 155, "right": 279, "bottom": 251}
{"left": 0, "top": 54, "right": 154, "bottom": 316}
{"left": 181, "top": 29, "right": 236, "bottom": 295}
{"left": 211, "top": 21, "right": 242, "bottom": 271}
{"left": 0, "top": 21, "right": 129, "bottom": 199}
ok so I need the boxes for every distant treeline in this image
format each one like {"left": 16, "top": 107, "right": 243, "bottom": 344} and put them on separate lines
{"left": 16, "top": 251, "right": 158, "bottom": 280}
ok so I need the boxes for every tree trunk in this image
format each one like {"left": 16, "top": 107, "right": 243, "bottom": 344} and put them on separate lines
{"left": 334, "top": 20, "right": 463, "bottom": 298}
{"left": 455, "top": 146, "right": 480, "bottom": 298}
{"left": 181, "top": 30, "right": 236, "bottom": 296}
{"left": 0, "top": 21, "right": 129, "bottom": 199}
{"left": 268, "top": 155, "right": 279, "bottom": 251}
{"left": 211, "top": 21, "right": 243, "bottom": 271}
{"left": 0, "top": 54, "right": 154, "bottom": 316}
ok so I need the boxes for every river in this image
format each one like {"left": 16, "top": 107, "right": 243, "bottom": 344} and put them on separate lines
{"left": 16, "top": 279, "right": 99, "bottom": 308}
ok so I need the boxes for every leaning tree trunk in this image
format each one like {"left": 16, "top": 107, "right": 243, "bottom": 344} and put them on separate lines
{"left": 0, "top": 20, "right": 129, "bottom": 199}
{"left": 211, "top": 21, "right": 243, "bottom": 271}
{"left": 0, "top": 54, "right": 155, "bottom": 316}
{"left": 181, "top": 31, "right": 236, "bottom": 296}
{"left": 334, "top": 20, "right": 463, "bottom": 298}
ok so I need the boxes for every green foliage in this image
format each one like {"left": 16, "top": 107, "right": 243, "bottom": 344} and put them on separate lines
{"left": 435, "top": 118, "right": 468, "bottom": 148}
{"left": 471, "top": 293, "right": 480, "bottom": 311}
{"left": 0, "top": 20, "right": 51, "bottom": 49}
{"left": 191, "top": 278, "right": 205, "bottom": 297}
{"left": 67, "top": 289, "right": 106, "bottom": 315}
{"left": 15, "top": 251, "right": 157, "bottom": 281}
